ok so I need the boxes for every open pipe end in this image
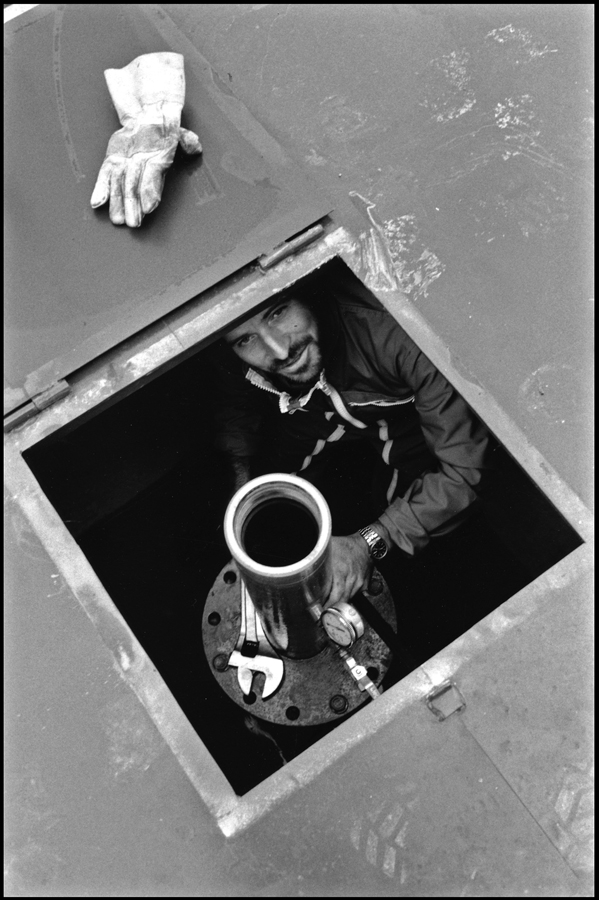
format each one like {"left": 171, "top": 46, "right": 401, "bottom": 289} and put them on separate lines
{"left": 223, "top": 474, "right": 333, "bottom": 658}
{"left": 224, "top": 473, "right": 332, "bottom": 579}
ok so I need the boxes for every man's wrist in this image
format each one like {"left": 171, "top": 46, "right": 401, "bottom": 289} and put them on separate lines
{"left": 372, "top": 520, "right": 392, "bottom": 548}
{"left": 358, "top": 524, "right": 389, "bottom": 560}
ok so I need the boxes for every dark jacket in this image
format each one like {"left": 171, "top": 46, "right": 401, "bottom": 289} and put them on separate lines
{"left": 214, "top": 284, "right": 491, "bottom": 556}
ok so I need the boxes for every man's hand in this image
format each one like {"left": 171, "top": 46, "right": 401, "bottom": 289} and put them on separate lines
{"left": 325, "top": 533, "right": 373, "bottom": 608}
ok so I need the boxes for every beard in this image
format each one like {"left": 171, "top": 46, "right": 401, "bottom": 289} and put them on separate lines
{"left": 268, "top": 337, "right": 322, "bottom": 389}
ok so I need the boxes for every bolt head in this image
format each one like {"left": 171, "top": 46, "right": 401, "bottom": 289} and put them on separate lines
{"left": 330, "top": 694, "right": 349, "bottom": 714}
{"left": 212, "top": 653, "right": 229, "bottom": 672}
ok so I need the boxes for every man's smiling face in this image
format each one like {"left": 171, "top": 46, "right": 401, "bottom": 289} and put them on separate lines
{"left": 224, "top": 298, "right": 322, "bottom": 388}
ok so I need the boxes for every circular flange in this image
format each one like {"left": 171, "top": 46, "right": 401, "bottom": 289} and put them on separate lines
{"left": 202, "top": 561, "right": 397, "bottom": 726}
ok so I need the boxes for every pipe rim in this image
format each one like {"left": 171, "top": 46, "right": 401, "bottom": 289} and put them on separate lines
{"left": 223, "top": 473, "right": 332, "bottom": 578}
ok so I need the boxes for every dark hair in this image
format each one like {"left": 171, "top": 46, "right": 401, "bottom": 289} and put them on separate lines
{"left": 216, "top": 279, "right": 324, "bottom": 349}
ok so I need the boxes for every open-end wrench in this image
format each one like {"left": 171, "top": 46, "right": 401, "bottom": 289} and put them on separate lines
{"left": 228, "top": 581, "right": 284, "bottom": 699}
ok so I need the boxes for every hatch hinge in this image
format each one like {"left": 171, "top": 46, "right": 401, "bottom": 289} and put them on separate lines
{"left": 4, "top": 380, "right": 71, "bottom": 433}
{"left": 258, "top": 224, "right": 325, "bottom": 271}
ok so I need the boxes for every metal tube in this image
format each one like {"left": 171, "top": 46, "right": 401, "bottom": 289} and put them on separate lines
{"left": 223, "top": 474, "right": 332, "bottom": 659}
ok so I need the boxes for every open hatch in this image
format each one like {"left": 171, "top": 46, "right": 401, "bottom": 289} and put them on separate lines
{"left": 22, "top": 257, "right": 583, "bottom": 794}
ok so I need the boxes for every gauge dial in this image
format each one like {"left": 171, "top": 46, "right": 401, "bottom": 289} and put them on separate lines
{"left": 321, "top": 602, "right": 365, "bottom": 648}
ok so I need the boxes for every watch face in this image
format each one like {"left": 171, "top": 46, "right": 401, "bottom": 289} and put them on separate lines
{"left": 360, "top": 527, "right": 387, "bottom": 560}
{"left": 371, "top": 539, "right": 387, "bottom": 560}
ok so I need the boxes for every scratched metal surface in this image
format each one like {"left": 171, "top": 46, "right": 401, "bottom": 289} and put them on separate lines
{"left": 163, "top": 3, "right": 593, "bottom": 505}
{"left": 3, "top": 4, "right": 330, "bottom": 409}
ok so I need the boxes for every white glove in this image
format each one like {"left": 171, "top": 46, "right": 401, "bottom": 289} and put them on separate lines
{"left": 90, "top": 52, "right": 202, "bottom": 227}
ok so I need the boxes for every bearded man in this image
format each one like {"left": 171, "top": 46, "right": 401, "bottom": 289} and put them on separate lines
{"left": 214, "top": 275, "right": 492, "bottom": 611}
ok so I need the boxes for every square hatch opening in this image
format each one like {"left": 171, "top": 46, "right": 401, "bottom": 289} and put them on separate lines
{"left": 22, "top": 257, "right": 583, "bottom": 796}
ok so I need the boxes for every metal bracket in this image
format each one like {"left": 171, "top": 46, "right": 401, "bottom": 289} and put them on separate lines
{"left": 3, "top": 380, "right": 71, "bottom": 433}
{"left": 425, "top": 680, "right": 466, "bottom": 721}
{"left": 258, "top": 224, "right": 325, "bottom": 270}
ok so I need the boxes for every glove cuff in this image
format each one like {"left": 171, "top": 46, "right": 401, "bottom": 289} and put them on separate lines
{"left": 104, "top": 52, "right": 186, "bottom": 126}
{"left": 134, "top": 101, "right": 183, "bottom": 132}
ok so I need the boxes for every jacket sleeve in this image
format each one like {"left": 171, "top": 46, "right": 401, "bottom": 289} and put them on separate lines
{"left": 214, "top": 402, "right": 263, "bottom": 459}
{"left": 212, "top": 358, "right": 265, "bottom": 461}
{"left": 376, "top": 331, "right": 491, "bottom": 556}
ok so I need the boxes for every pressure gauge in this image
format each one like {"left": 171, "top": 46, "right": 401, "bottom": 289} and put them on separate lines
{"left": 321, "top": 601, "right": 365, "bottom": 648}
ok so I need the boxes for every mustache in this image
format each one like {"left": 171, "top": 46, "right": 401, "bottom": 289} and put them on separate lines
{"left": 271, "top": 337, "right": 314, "bottom": 371}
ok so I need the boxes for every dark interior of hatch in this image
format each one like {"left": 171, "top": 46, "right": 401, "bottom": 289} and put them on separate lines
{"left": 23, "top": 258, "right": 583, "bottom": 795}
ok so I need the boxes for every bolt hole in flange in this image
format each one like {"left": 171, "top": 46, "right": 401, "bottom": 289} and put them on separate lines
{"left": 208, "top": 611, "right": 221, "bottom": 626}
{"left": 243, "top": 691, "right": 257, "bottom": 705}
{"left": 223, "top": 570, "right": 237, "bottom": 584}
{"left": 286, "top": 706, "right": 300, "bottom": 721}
{"left": 367, "top": 667, "right": 379, "bottom": 682}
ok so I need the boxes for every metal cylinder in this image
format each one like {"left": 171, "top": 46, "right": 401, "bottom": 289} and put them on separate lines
{"left": 223, "top": 473, "right": 332, "bottom": 659}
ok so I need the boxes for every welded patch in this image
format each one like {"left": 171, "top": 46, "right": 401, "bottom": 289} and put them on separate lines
{"left": 421, "top": 48, "right": 476, "bottom": 124}
{"left": 350, "top": 192, "right": 445, "bottom": 300}
{"left": 485, "top": 24, "right": 558, "bottom": 63}
{"left": 355, "top": 227, "right": 398, "bottom": 293}
{"left": 378, "top": 214, "right": 446, "bottom": 299}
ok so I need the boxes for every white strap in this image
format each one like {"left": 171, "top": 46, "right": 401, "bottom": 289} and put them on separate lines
{"left": 322, "top": 380, "right": 367, "bottom": 429}
{"left": 386, "top": 468, "right": 399, "bottom": 504}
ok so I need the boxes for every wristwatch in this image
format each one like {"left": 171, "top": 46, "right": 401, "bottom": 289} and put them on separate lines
{"left": 358, "top": 525, "right": 388, "bottom": 560}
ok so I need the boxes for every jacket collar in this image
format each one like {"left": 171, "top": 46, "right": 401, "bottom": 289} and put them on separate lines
{"left": 245, "top": 367, "right": 368, "bottom": 430}
{"left": 245, "top": 367, "right": 327, "bottom": 414}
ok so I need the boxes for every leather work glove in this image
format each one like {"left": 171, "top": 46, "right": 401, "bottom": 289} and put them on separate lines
{"left": 90, "top": 52, "right": 202, "bottom": 227}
